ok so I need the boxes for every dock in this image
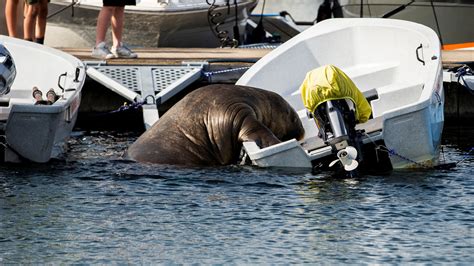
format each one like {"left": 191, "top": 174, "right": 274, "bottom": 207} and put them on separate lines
{"left": 441, "top": 49, "right": 474, "bottom": 68}
{"left": 61, "top": 47, "right": 474, "bottom": 67}
{"left": 59, "top": 47, "right": 474, "bottom": 130}
{"left": 63, "top": 47, "right": 273, "bottom": 130}
{"left": 60, "top": 47, "right": 272, "bottom": 65}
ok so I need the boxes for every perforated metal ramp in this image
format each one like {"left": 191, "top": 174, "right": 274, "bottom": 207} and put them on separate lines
{"left": 86, "top": 64, "right": 203, "bottom": 129}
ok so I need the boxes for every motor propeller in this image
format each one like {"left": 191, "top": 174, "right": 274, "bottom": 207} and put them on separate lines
{"left": 329, "top": 146, "right": 359, "bottom": 171}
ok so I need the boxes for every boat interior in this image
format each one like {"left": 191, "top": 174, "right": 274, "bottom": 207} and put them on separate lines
{"left": 0, "top": 37, "right": 84, "bottom": 121}
{"left": 238, "top": 19, "right": 440, "bottom": 140}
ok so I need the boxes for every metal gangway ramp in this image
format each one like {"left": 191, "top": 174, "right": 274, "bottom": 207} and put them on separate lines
{"left": 86, "top": 63, "right": 203, "bottom": 129}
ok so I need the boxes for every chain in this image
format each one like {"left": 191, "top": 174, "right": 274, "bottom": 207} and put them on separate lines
{"left": 376, "top": 145, "right": 431, "bottom": 168}
{"left": 363, "top": 132, "right": 431, "bottom": 168}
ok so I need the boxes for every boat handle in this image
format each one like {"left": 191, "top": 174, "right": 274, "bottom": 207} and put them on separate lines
{"left": 416, "top": 44, "right": 425, "bottom": 66}
{"left": 57, "top": 72, "right": 67, "bottom": 93}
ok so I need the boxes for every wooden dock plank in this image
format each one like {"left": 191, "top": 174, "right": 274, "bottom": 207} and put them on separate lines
{"left": 60, "top": 47, "right": 474, "bottom": 67}
{"left": 60, "top": 47, "right": 272, "bottom": 65}
{"left": 441, "top": 50, "right": 474, "bottom": 66}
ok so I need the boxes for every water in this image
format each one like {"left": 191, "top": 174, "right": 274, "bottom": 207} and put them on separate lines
{"left": 0, "top": 127, "right": 473, "bottom": 264}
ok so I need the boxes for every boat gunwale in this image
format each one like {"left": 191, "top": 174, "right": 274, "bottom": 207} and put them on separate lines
{"left": 238, "top": 18, "right": 442, "bottom": 119}
{"left": 0, "top": 36, "right": 85, "bottom": 115}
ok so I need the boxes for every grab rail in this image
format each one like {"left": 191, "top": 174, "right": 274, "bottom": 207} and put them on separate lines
{"left": 416, "top": 44, "right": 425, "bottom": 66}
{"left": 57, "top": 72, "right": 67, "bottom": 93}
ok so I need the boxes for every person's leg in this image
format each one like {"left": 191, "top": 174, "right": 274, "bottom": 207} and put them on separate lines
{"left": 5, "top": 0, "right": 19, "bottom": 37}
{"left": 91, "top": 5, "right": 115, "bottom": 59}
{"left": 95, "top": 6, "right": 114, "bottom": 46}
{"left": 110, "top": 5, "right": 136, "bottom": 58}
{"left": 110, "top": 6, "right": 124, "bottom": 48}
{"left": 34, "top": 0, "right": 48, "bottom": 44}
{"left": 23, "top": 1, "right": 40, "bottom": 41}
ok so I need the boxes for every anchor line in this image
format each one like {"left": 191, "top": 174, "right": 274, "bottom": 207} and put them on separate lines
{"left": 455, "top": 147, "right": 474, "bottom": 165}
{"left": 364, "top": 132, "right": 461, "bottom": 170}
{"left": 376, "top": 145, "right": 432, "bottom": 169}
{"left": 363, "top": 132, "right": 431, "bottom": 169}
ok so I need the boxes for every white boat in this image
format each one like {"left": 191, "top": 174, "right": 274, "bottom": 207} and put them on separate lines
{"left": 236, "top": 18, "right": 444, "bottom": 171}
{"left": 261, "top": 1, "right": 474, "bottom": 49}
{"left": 320, "top": 0, "right": 474, "bottom": 50}
{"left": 0, "top": 35, "right": 85, "bottom": 163}
{"left": 46, "top": 0, "right": 258, "bottom": 48}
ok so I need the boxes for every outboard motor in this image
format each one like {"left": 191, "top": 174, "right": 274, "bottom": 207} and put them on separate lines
{"left": 300, "top": 65, "right": 372, "bottom": 173}
{"left": 0, "top": 44, "right": 16, "bottom": 96}
{"left": 310, "top": 99, "right": 362, "bottom": 172}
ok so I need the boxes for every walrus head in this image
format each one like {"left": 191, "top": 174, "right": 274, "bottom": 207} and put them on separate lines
{"left": 235, "top": 86, "right": 304, "bottom": 148}
{"left": 259, "top": 90, "right": 305, "bottom": 142}
{"left": 230, "top": 86, "right": 305, "bottom": 150}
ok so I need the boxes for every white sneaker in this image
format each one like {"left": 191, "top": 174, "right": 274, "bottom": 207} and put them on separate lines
{"left": 91, "top": 42, "right": 114, "bottom": 59}
{"left": 111, "top": 43, "right": 137, "bottom": 59}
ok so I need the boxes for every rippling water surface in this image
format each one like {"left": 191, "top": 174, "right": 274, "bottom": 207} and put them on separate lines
{"left": 1, "top": 127, "right": 473, "bottom": 264}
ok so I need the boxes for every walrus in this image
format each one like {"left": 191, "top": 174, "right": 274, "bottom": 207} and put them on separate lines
{"left": 125, "top": 84, "right": 305, "bottom": 166}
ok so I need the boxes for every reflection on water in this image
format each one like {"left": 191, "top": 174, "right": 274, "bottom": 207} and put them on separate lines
{"left": 0, "top": 127, "right": 473, "bottom": 264}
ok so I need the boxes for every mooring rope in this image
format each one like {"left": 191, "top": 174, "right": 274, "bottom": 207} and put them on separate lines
{"left": 456, "top": 147, "right": 474, "bottom": 165}
{"left": 455, "top": 65, "right": 474, "bottom": 95}
{"left": 202, "top": 66, "right": 250, "bottom": 82}
{"left": 108, "top": 95, "right": 156, "bottom": 114}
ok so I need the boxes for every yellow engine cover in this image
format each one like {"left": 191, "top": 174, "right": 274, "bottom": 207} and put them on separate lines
{"left": 300, "top": 65, "right": 372, "bottom": 123}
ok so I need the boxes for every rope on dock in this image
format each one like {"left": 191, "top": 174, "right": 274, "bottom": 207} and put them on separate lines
{"left": 454, "top": 65, "right": 474, "bottom": 95}
{"left": 108, "top": 95, "right": 156, "bottom": 114}
{"left": 202, "top": 66, "right": 250, "bottom": 82}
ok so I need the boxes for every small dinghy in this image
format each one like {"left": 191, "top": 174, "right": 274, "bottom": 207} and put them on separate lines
{"left": 237, "top": 18, "right": 444, "bottom": 172}
{"left": 0, "top": 36, "right": 85, "bottom": 163}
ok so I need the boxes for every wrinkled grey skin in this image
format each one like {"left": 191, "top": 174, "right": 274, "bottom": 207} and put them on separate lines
{"left": 125, "top": 84, "right": 305, "bottom": 166}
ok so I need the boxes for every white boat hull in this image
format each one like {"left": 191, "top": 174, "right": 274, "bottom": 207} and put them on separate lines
{"left": 237, "top": 18, "right": 444, "bottom": 170}
{"left": 46, "top": 0, "right": 258, "bottom": 48}
{"left": 339, "top": 0, "right": 474, "bottom": 49}
{"left": 0, "top": 36, "right": 85, "bottom": 163}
